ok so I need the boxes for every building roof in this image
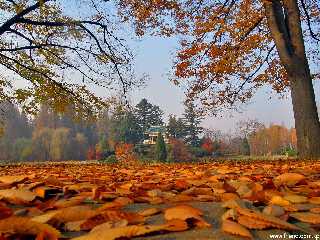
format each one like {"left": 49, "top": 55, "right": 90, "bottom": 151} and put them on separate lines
{"left": 145, "top": 125, "right": 166, "bottom": 134}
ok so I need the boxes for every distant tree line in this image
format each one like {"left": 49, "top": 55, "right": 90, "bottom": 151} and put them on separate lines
{"left": 0, "top": 99, "right": 299, "bottom": 162}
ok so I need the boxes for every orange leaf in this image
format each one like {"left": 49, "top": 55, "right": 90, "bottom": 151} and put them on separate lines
{"left": 222, "top": 219, "right": 253, "bottom": 239}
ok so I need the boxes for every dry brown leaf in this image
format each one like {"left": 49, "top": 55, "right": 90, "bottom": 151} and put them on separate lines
{"left": 289, "top": 212, "right": 320, "bottom": 224}
{"left": 222, "top": 219, "right": 253, "bottom": 239}
{"left": 0, "top": 175, "right": 28, "bottom": 184}
{"left": 164, "top": 204, "right": 210, "bottom": 228}
{"left": 237, "top": 215, "right": 271, "bottom": 229}
{"left": 50, "top": 205, "right": 96, "bottom": 225}
{"left": 0, "top": 216, "right": 60, "bottom": 239}
{"left": 221, "top": 193, "right": 240, "bottom": 202}
{"left": 269, "top": 196, "right": 290, "bottom": 206}
{"left": 32, "top": 210, "right": 60, "bottom": 223}
{"left": 310, "top": 208, "right": 320, "bottom": 214}
{"left": 64, "top": 220, "right": 86, "bottom": 232}
{"left": 32, "top": 206, "right": 96, "bottom": 226}
{"left": 164, "top": 204, "right": 203, "bottom": 220}
{"left": 222, "top": 199, "right": 247, "bottom": 209}
{"left": 283, "top": 203, "right": 317, "bottom": 212}
{"left": 53, "top": 196, "right": 86, "bottom": 208}
{"left": 0, "top": 189, "right": 36, "bottom": 204}
{"left": 71, "top": 219, "right": 188, "bottom": 240}
{"left": 0, "top": 206, "right": 13, "bottom": 220}
{"left": 89, "top": 219, "right": 128, "bottom": 233}
{"left": 236, "top": 207, "right": 300, "bottom": 231}
{"left": 221, "top": 209, "right": 237, "bottom": 221}
{"left": 274, "top": 173, "right": 305, "bottom": 187}
{"left": 137, "top": 207, "right": 161, "bottom": 217}
{"left": 80, "top": 210, "right": 145, "bottom": 230}
{"left": 284, "top": 194, "right": 308, "bottom": 204}
{"left": 263, "top": 205, "right": 285, "bottom": 217}
{"left": 309, "top": 197, "right": 320, "bottom": 205}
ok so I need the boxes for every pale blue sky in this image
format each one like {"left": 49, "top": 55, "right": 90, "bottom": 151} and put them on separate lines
{"left": 126, "top": 36, "right": 319, "bottom": 132}
{"left": 5, "top": 1, "right": 319, "bottom": 132}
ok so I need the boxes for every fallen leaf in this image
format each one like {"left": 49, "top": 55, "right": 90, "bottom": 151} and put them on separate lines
{"left": 284, "top": 194, "right": 308, "bottom": 204}
{"left": 290, "top": 212, "right": 320, "bottom": 224}
{"left": 269, "top": 196, "right": 290, "bottom": 206}
{"left": 0, "top": 189, "right": 36, "bottom": 204}
{"left": 309, "top": 197, "right": 320, "bottom": 205}
{"left": 0, "top": 206, "right": 13, "bottom": 220}
{"left": 90, "top": 220, "right": 128, "bottom": 233}
{"left": 236, "top": 207, "right": 300, "bottom": 231}
{"left": 0, "top": 175, "right": 28, "bottom": 184}
{"left": 80, "top": 210, "right": 145, "bottom": 230}
{"left": 0, "top": 216, "right": 60, "bottom": 239}
{"left": 72, "top": 219, "right": 188, "bottom": 240}
{"left": 164, "top": 204, "right": 210, "bottom": 228}
{"left": 222, "top": 219, "right": 253, "bottom": 239}
{"left": 53, "top": 196, "right": 85, "bottom": 208}
{"left": 263, "top": 205, "right": 285, "bottom": 217}
{"left": 237, "top": 215, "right": 270, "bottom": 229}
{"left": 274, "top": 173, "right": 305, "bottom": 187}
{"left": 137, "top": 207, "right": 161, "bottom": 217}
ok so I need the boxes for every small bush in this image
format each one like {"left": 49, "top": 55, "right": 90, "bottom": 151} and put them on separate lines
{"left": 155, "top": 133, "right": 167, "bottom": 161}
{"left": 167, "top": 138, "right": 192, "bottom": 162}
{"left": 282, "top": 147, "right": 297, "bottom": 157}
{"left": 99, "top": 155, "right": 118, "bottom": 164}
{"left": 115, "top": 143, "right": 137, "bottom": 164}
{"left": 190, "top": 146, "right": 209, "bottom": 158}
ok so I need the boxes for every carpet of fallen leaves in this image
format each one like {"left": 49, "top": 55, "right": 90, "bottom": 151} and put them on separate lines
{"left": 0, "top": 161, "right": 320, "bottom": 240}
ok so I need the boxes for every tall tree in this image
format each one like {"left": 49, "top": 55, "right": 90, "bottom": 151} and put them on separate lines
{"left": 34, "top": 104, "right": 59, "bottom": 129}
{"left": 119, "top": 0, "right": 320, "bottom": 158}
{"left": 0, "top": 0, "right": 140, "bottom": 117}
{"left": 155, "top": 132, "right": 167, "bottom": 161}
{"left": 135, "top": 98, "right": 164, "bottom": 135}
{"left": 110, "top": 105, "right": 141, "bottom": 144}
{"left": 167, "top": 115, "right": 187, "bottom": 139}
{"left": 183, "top": 101, "right": 203, "bottom": 146}
{"left": 0, "top": 102, "right": 32, "bottom": 160}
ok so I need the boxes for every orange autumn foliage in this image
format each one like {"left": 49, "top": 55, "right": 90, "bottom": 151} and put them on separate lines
{"left": 115, "top": 143, "right": 137, "bottom": 164}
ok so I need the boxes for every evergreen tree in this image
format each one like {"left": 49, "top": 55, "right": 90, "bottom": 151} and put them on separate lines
{"left": 183, "top": 102, "right": 203, "bottom": 146}
{"left": 155, "top": 132, "right": 167, "bottom": 161}
{"left": 241, "top": 138, "right": 250, "bottom": 156}
{"left": 135, "top": 99, "right": 163, "bottom": 135}
{"left": 167, "top": 115, "right": 187, "bottom": 139}
{"left": 110, "top": 105, "right": 141, "bottom": 144}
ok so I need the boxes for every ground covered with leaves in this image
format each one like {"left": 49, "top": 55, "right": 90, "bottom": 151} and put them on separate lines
{"left": 0, "top": 161, "right": 320, "bottom": 240}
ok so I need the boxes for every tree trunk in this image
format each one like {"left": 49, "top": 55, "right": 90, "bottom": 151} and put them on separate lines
{"left": 288, "top": 58, "right": 320, "bottom": 158}
{"left": 264, "top": 0, "right": 320, "bottom": 158}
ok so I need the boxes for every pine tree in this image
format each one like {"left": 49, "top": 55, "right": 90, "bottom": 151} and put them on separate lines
{"left": 135, "top": 99, "right": 163, "bottom": 135}
{"left": 155, "top": 132, "right": 167, "bottom": 162}
{"left": 241, "top": 138, "right": 250, "bottom": 156}
{"left": 167, "top": 115, "right": 187, "bottom": 139}
{"left": 183, "top": 102, "right": 203, "bottom": 146}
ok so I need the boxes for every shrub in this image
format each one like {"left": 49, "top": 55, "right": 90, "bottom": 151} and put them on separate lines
{"left": 167, "top": 138, "right": 192, "bottom": 162}
{"left": 155, "top": 133, "right": 167, "bottom": 161}
{"left": 201, "top": 137, "right": 214, "bottom": 155}
{"left": 282, "top": 147, "right": 297, "bottom": 157}
{"left": 87, "top": 147, "right": 96, "bottom": 160}
{"left": 115, "top": 143, "right": 137, "bottom": 164}
{"left": 134, "top": 144, "right": 155, "bottom": 161}
{"left": 190, "top": 146, "right": 208, "bottom": 158}
{"left": 99, "top": 155, "right": 118, "bottom": 164}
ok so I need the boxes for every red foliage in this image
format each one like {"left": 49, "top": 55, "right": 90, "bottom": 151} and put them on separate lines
{"left": 87, "top": 147, "right": 96, "bottom": 160}
{"left": 115, "top": 143, "right": 136, "bottom": 164}
{"left": 201, "top": 138, "right": 214, "bottom": 154}
{"left": 169, "top": 138, "right": 192, "bottom": 162}
{"left": 95, "top": 144, "right": 103, "bottom": 160}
